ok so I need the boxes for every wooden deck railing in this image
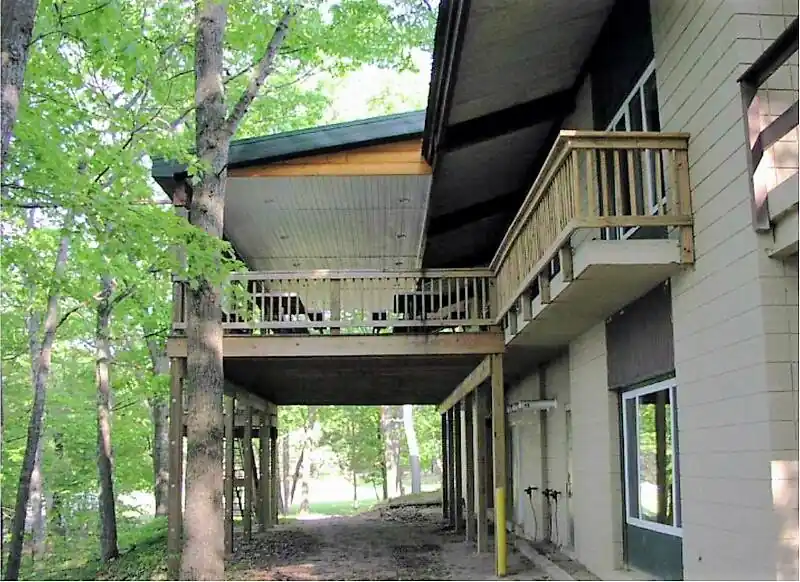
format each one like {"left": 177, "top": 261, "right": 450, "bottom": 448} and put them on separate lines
{"left": 491, "top": 130, "right": 693, "bottom": 320}
{"left": 172, "top": 269, "right": 495, "bottom": 335}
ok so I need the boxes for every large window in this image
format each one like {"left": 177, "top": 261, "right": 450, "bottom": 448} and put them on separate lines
{"left": 622, "top": 378, "right": 681, "bottom": 536}
{"left": 603, "top": 61, "right": 667, "bottom": 240}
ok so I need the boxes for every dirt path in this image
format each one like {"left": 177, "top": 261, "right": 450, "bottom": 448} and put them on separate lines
{"left": 227, "top": 506, "right": 550, "bottom": 581}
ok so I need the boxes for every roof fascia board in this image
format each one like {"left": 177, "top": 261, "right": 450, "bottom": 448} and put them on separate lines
{"left": 422, "top": 0, "right": 471, "bottom": 165}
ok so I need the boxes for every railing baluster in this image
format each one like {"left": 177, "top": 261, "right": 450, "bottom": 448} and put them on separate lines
{"left": 600, "top": 149, "right": 610, "bottom": 217}
{"left": 628, "top": 149, "right": 639, "bottom": 216}
{"left": 613, "top": 149, "right": 623, "bottom": 219}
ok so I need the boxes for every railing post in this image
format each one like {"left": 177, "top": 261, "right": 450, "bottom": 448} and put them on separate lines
{"left": 672, "top": 148, "right": 694, "bottom": 263}
{"left": 330, "top": 277, "right": 341, "bottom": 335}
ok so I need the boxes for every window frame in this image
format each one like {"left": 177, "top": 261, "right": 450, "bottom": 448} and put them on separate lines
{"left": 621, "top": 376, "right": 682, "bottom": 537}
{"left": 604, "top": 60, "right": 666, "bottom": 240}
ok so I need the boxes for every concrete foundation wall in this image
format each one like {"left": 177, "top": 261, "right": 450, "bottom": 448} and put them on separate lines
{"left": 650, "top": 0, "right": 799, "bottom": 579}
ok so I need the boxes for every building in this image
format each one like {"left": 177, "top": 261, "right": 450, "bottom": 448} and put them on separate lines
{"left": 154, "top": 1, "right": 799, "bottom": 580}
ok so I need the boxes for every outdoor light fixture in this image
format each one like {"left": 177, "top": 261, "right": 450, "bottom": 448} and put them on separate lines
{"left": 506, "top": 399, "right": 557, "bottom": 414}
{"left": 396, "top": 232, "right": 407, "bottom": 239}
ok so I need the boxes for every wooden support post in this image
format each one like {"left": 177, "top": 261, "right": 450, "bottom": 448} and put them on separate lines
{"left": 454, "top": 401, "right": 464, "bottom": 533}
{"left": 473, "top": 385, "right": 489, "bottom": 553}
{"left": 464, "top": 393, "right": 476, "bottom": 543}
{"left": 260, "top": 412, "right": 270, "bottom": 532}
{"left": 243, "top": 405, "right": 253, "bottom": 541}
{"left": 441, "top": 413, "right": 450, "bottom": 521}
{"left": 270, "top": 421, "right": 279, "bottom": 525}
{"left": 167, "top": 358, "right": 185, "bottom": 579}
{"left": 447, "top": 408, "right": 457, "bottom": 529}
{"left": 224, "top": 395, "right": 235, "bottom": 556}
{"left": 491, "top": 353, "right": 507, "bottom": 576}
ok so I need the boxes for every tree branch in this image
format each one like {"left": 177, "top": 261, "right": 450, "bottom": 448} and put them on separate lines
{"left": 55, "top": 304, "right": 83, "bottom": 330}
{"left": 224, "top": 7, "right": 296, "bottom": 137}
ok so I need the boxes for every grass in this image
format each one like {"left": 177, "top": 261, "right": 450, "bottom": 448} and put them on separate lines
{"left": 19, "top": 488, "right": 445, "bottom": 580}
{"left": 21, "top": 517, "right": 169, "bottom": 581}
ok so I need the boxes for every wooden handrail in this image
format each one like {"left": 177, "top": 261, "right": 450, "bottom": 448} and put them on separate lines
{"left": 490, "top": 130, "right": 690, "bottom": 272}
{"left": 492, "top": 130, "right": 692, "bottom": 321}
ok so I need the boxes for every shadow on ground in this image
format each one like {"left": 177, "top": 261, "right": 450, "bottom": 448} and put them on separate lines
{"left": 227, "top": 506, "right": 549, "bottom": 581}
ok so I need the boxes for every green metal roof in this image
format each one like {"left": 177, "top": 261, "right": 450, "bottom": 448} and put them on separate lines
{"left": 152, "top": 110, "right": 426, "bottom": 185}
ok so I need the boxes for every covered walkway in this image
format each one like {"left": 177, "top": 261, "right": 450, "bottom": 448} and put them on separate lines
{"left": 226, "top": 504, "right": 543, "bottom": 581}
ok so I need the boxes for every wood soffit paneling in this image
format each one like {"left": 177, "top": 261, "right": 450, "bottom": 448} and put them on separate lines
{"left": 229, "top": 139, "right": 431, "bottom": 177}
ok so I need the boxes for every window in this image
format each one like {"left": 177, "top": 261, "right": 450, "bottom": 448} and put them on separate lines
{"left": 622, "top": 378, "right": 681, "bottom": 536}
{"left": 603, "top": 61, "right": 668, "bottom": 240}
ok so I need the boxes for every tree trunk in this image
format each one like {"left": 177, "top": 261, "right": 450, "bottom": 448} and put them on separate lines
{"left": 146, "top": 339, "right": 170, "bottom": 518}
{"left": 150, "top": 400, "right": 170, "bottom": 517}
{"left": 29, "top": 439, "right": 45, "bottom": 560}
{"left": 181, "top": 3, "right": 230, "bottom": 579}
{"left": 295, "top": 407, "right": 317, "bottom": 514}
{"left": 50, "top": 433, "right": 66, "bottom": 538}
{"left": 0, "top": 0, "right": 39, "bottom": 168}
{"left": 24, "top": 213, "right": 46, "bottom": 559}
{"left": 352, "top": 471, "right": 358, "bottom": 509}
{"left": 5, "top": 231, "right": 70, "bottom": 581}
{"left": 183, "top": 4, "right": 294, "bottom": 576}
{"left": 378, "top": 414, "right": 388, "bottom": 501}
{"left": 281, "top": 435, "right": 290, "bottom": 515}
{"left": 380, "top": 406, "right": 397, "bottom": 498}
{"left": 402, "top": 405, "right": 422, "bottom": 494}
{"left": 96, "top": 277, "right": 119, "bottom": 562}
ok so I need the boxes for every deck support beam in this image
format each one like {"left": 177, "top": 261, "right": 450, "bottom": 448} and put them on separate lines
{"left": 453, "top": 401, "right": 464, "bottom": 533}
{"left": 243, "top": 405, "right": 253, "bottom": 541}
{"left": 473, "top": 385, "right": 489, "bottom": 553}
{"left": 260, "top": 411, "right": 271, "bottom": 531}
{"left": 167, "top": 358, "right": 185, "bottom": 579}
{"left": 446, "top": 408, "right": 457, "bottom": 529}
{"left": 271, "top": 416, "right": 279, "bottom": 525}
{"left": 490, "top": 353, "right": 507, "bottom": 576}
{"left": 441, "top": 413, "right": 450, "bottom": 521}
{"left": 464, "top": 393, "right": 476, "bottom": 542}
{"left": 224, "top": 395, "right": 235, "bottom": 556}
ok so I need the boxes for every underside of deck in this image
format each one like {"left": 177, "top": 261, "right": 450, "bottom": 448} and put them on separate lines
{"left": 225, "top": 354, "right": 485, "bottom": 405}
{"left": 166, "top": 332, "right": 503, "bottom": 405}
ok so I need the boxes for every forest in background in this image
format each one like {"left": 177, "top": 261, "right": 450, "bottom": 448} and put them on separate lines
{"left": 0, "top": 0, "right": 438, "bottom": 579}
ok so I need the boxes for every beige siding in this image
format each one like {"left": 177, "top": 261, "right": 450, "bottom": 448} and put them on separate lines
{"left": 568, "top": 322, "right": 623, "bottom": 579}
{"left": 543, "top": 354, "right": 571, "bottom": 548}
{"left": 651, "top": 0, "right": 799, "bottom": 579}
{"left": 507, "top": 372, "right": 545, "bottom": 537}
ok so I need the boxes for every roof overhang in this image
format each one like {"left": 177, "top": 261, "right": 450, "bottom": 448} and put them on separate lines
{"left": 421, "top": 0, "right": 616, "bottom": 268}
{"left": 153, "top": 111, "right": 433, "bottom": 271}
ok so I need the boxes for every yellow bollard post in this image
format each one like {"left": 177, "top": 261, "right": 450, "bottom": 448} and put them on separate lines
{"left": 495, "top": 486, "right": 507, "bottom": 576}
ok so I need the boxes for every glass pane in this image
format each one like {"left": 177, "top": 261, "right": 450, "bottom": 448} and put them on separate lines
{"left": 624, "top": 397, "right": 640, "bottom": 519}
{"left": 642, "top": 71, "right": 661, "bottom": 131}
{"left": 628, "top": 95, "right": 644, "bottom": 131}
{"left": 627, "top": 96, "right": 645, "bottom": 217}
{"left": 636, "top": 389, "right": 674, "bottom": 525}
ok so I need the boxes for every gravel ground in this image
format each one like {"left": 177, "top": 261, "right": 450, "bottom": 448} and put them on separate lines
{"left": 227, "top": 506, "right": 550, "bottom": 581}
